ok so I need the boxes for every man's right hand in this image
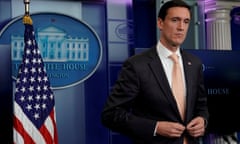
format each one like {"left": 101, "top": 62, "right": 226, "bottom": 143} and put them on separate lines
{"left": 156, "top": 121, "right": 186, "bottom": 138}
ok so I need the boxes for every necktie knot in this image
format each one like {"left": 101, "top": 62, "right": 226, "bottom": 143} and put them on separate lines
{"left": 169, "top": 53, "right": 179, "bottom": 64}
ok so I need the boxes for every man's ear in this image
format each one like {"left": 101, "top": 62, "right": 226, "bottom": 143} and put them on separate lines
{"left": 157, "top": 18, "right": 163, "bottom": 30}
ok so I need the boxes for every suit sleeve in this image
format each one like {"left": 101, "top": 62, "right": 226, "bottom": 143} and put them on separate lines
{"left": 195, "top": 63, "right": 209, "bottom": 121}
{"left": 101, "top": 59, "right": 157, "bottom": 141}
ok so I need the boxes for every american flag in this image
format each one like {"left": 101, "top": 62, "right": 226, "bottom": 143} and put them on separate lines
{"left": 13, "top": 23, "right": 58, "bottom": 144}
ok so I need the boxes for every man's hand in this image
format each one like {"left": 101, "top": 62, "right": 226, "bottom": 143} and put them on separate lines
{"left": 156, "top": 121, "right": 185, "bottom": 138}
{"left": 186, "top": 116, "right": 205, "bottom": 137}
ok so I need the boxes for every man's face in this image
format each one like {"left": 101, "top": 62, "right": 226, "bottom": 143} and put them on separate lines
{"left": 158, "top": 7, "right": 190, "bottom": 50}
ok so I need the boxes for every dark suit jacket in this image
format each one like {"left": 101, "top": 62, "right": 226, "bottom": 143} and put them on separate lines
{"left": 101, "top": 46, "right": 209, "bottom": 144}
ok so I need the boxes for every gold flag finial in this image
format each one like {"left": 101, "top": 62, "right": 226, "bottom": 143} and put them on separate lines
{"left": 23, "top": 0, "right": 32, "bottom": 25}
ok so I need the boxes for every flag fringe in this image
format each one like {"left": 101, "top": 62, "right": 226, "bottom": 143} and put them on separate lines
{"left": 23, "top": 15, "right": 33, "bottom": 25}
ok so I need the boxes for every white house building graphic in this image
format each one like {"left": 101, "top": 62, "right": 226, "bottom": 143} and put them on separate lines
{"left": 11, "top": 25, "right": 89, "bottom": 62}
{"left": 0, "top": 13, "right": 102, "bottom": 89}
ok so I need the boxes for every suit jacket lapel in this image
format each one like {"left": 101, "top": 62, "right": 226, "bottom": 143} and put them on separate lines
{"left": 181, "top": 50, "right": 194, "bottom": 122}
{"left": 148, "top": 47, "right": 182, "bottom": 119}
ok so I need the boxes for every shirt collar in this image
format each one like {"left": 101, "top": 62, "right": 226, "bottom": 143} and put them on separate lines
{"left": 157, "top": 40, "right": 181, "bottom": 59}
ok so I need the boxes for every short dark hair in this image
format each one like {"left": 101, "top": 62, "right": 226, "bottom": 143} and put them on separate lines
{"left": 158, "top": 0, "right": 191, "bottom": 20}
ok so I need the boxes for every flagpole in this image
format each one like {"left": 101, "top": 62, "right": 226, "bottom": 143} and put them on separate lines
{"left": 24, "top": 0, "right": 30, "bottom": 15}
{"left": 23, "top": 0, "right": 32, "bottom": 25}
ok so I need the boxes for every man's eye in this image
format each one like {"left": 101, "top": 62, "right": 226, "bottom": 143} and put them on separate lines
{"left": 184, "top": 20, "right": 190, "bottom": 24}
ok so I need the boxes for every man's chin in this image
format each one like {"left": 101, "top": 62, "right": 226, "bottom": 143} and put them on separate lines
{"left": 171, "top": 42, "right": 182, "bottom": 47}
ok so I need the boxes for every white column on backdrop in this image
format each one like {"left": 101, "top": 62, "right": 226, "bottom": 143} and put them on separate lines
{"left": 205, "top": 0, "right": 234, "bottom": 50}
{"left": 205, "top": 9, "right": 232, "bottom": 50}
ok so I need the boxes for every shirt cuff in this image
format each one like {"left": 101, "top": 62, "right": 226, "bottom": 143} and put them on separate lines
{"left": 153, "top": 122, "right": 158, "bottom": 136}
{"left": 204, "top": 118, "right": 208, "bottom": 128}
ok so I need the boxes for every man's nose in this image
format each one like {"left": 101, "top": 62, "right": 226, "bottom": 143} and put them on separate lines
{"left": 177, "top": 21, "right": 185, "bottom": 30}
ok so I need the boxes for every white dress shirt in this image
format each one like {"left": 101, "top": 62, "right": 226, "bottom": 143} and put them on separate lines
{"left": 156, "top": 41, "right": 186, "bottom": 90}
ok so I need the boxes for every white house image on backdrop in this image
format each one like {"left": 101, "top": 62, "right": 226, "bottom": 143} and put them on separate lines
{"left": 11, "top": 25, "right": 89, "bottom": 62}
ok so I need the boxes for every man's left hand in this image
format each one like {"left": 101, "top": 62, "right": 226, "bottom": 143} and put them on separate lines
{"left": 186, "top": 116, "right": 206, "bottom": 137}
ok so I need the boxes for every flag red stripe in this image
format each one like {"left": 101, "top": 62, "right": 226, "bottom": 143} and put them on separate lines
{"left": 50, "top": 109, "right": 58, "bottom": 144}
{"left": 40, "top": 124, "right": 53, "bottom": 144}
{"left": 39, "top": 109, "right": 58, "bottom": 144}
{"left": 14, "top": 115, "right": 35, "bottom": 144}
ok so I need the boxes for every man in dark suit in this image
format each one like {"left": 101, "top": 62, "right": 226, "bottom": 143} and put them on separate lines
{"left": 101, "top": 0, "right": 209, "bottom": 144}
